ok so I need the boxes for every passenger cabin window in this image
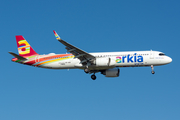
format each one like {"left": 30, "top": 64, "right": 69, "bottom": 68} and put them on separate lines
{"left": 159, "top": 53, "right": 165, "bottom": 56}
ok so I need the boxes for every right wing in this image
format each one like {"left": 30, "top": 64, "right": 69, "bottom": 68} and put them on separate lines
{"left": 53, "top": 30, "right": 95, "bottom": 65}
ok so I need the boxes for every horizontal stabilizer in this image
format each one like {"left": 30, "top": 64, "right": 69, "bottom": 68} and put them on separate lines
{"left": 8, "top": 52, "right": 27, "bottom": 61}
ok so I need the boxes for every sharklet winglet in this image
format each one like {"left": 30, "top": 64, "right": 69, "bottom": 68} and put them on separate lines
{"left": 53, "top": 30, "right": 62, "bottom": 40}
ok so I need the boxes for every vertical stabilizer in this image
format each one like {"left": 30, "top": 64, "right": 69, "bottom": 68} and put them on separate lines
{"left": 16, "top": 35, "right": 38, "bottom": 57}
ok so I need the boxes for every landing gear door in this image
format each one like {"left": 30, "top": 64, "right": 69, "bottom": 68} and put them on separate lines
{"left": 150, "top": 50, "right": 154, "bottom": 59}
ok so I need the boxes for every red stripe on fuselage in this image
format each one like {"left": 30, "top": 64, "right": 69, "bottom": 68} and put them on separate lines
{"left": 24, "top": 54, "right": 73, "bottom": 65}
{"left": 25, "top": 59, "right": 36, "bottom": 65}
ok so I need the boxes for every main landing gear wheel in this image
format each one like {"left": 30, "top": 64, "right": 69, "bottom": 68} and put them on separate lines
{"left": 84, "top": 68, "right": 90, "bottom": 74}
{"left": 91, "top": 74, "right": 96, "bottom": 80}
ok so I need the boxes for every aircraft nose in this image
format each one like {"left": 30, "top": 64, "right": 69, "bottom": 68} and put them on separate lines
{"left": 167, "top": 57, "right": 172, "bottom": 63}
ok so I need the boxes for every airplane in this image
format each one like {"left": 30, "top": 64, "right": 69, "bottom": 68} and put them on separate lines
{"left": 9, "top": 30, "right": 172, "bottom": 80}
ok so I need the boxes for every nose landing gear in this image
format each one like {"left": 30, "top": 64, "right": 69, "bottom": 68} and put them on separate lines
{"left": 151, "top": 65, "right": 155, "bottom": 74}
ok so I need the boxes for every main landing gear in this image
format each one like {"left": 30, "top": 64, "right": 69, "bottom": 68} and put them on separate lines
{"left": 151, "top": 65, "right": 155, "bottom": 74}
{"left": 91, "top": 74, "right": 96, "bottom": 80}
{"left": 84, "top": 68, "right": 97, "bottom": 80}
{"left": 84, "top": 68, "right": 90, "bottom": 73}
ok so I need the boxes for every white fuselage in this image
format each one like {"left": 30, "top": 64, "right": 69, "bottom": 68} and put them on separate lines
{"left": 36, "top": 50, "right": 172, "bottom": 70}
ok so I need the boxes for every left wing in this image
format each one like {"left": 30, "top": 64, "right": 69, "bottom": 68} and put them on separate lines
{"left": 53, "top": 30, "right": 95, "bottom": 65}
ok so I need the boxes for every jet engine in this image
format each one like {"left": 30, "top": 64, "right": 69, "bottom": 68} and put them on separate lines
{"left": 101, "top": 68, "right": 120, "bottom": 77}
{"left": 94, "top": 58, "right": 116, "bottom": 66}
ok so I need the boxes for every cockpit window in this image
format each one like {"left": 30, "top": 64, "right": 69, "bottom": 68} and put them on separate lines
{"left": 159, "top": 53, "right": 165, "bottom": 56}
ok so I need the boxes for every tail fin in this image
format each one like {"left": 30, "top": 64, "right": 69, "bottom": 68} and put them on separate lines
{"left": 16, "top": 35, "right": 38, "bottom": 57}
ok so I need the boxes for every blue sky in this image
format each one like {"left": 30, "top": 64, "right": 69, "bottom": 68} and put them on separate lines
{"left": 1, "top": 0, "right": 180, "bottom": 120}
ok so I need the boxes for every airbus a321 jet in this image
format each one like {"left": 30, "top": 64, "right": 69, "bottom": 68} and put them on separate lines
{"left": 9, "top": 31, "right": 172, "bottom": 80}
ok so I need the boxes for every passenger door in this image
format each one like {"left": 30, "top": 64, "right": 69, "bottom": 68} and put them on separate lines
{"left": 150, "top": 50, "right": 154, "bottom": 59}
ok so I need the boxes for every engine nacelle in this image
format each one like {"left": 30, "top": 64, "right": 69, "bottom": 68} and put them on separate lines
{"left": 94, "top": 58, "right": 116, "bottom": 66}
{"left": 102, "top": 68, "right": 120, "bottom": 77}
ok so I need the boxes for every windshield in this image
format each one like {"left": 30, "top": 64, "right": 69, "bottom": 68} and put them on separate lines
{"left": 159, "top": 53, "right": 166, "bottom": 56}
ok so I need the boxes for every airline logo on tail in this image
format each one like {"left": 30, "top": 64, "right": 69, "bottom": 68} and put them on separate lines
{"left": 16, "top": 35, "right": 38, "bottom": 57}
{"left": 18, "top": 39, "right": 30, "bottom": 55}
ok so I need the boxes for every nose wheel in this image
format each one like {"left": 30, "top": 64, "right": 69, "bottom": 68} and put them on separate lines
{"left": 151, "top": 65, "right": 155, "bottom": 74}
{"left": 91, "top": 74, "right": 96, "bottom": 80}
